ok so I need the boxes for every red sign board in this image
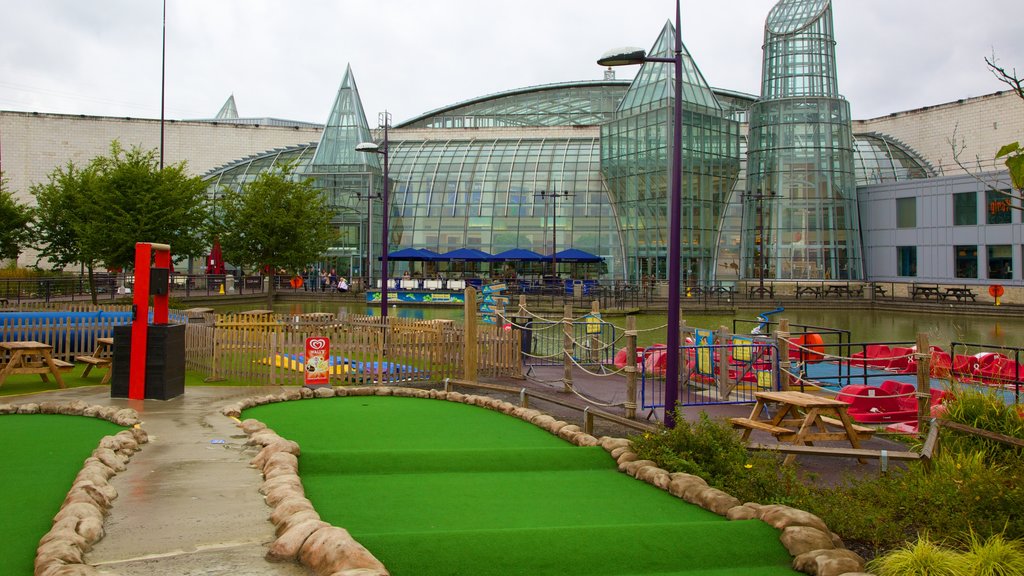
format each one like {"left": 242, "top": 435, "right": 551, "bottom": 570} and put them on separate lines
{"left": 304, "top": 337, "right": 331, "bottom": 387}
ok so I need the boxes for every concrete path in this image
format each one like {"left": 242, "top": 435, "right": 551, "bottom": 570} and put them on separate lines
{"left": 17, "top": 385, "right": 309, "bottom": 576}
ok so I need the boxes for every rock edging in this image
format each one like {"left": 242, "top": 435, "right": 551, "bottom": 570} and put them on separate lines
{"left": 223, "top": 386, "right": 869, "bottom": 576}
{"left": 0, "top": 400, "right": 146, "bottom": 576}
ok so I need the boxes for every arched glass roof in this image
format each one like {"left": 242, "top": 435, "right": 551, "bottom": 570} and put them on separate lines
{"left": 396, "top": 81, "right": 629, "bottom": 129}
{"left": 852, "top": 133, "right": 935, "bottom": 185}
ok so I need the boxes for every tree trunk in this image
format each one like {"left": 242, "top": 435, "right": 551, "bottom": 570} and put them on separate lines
{"left": 87, "top": 264, "right": 98, "bottom": 305}
{"left": 267, "top": 273, "right": 276, "bottom": 308}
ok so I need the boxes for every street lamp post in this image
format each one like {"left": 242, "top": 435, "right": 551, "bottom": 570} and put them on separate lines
{"left": 535, "top": 190, "right": 573, "bottom": 279}
{"left": 599, "top": 0, "right": 685, "bottom": 427}
{"left": 745, "top": 190, "right": 776, "bottom": 299}
{"left": 356, "top": 112, "right": 392, "bottom": 327}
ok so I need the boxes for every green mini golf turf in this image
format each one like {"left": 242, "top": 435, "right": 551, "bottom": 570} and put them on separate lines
{"left": 245, "top": 397, "right": 799, "bottom": 576}
{"left": 0, "top": 414, "right": 125, "bottom": 575}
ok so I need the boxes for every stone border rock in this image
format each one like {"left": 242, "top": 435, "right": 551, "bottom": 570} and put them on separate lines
{"left": 0, "top": 401, "right": 146, "bottom": 576}
{"left": 224, "top": 386, "right": 870, "bottom": 576}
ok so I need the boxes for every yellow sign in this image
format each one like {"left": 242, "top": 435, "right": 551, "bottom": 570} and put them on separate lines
{"left": 585, "top": 313, "right": 602, "bottom": 335}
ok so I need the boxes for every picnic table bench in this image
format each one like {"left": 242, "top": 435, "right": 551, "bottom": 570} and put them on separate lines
{"left": 730, "top": 390, "right": 875, "bottom": 465}
{"left": 76, "top": 337, "right": 113, "bottom": 384}
{"left": 0, "top": 341, "right": 72, "bottom": 389}
{"left": 795, "top": 285, "right": 820, "bottom": 298}
{"left": 944, "top": 287, "right": 977, "bottom": 301}
{"left": 910, "top": 284, "right": 942, "bottom": 300}
{"left": 871, "top": 283, "right": 887, "bottom": 297}
{"left": 824, "top": 284, "right": 863, "bottom": 298}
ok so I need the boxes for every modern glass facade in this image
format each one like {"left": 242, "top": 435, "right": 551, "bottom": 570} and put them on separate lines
{"left": 600, "top": 22, "right": 741, "bottom": 284}
{"left": 387, "top": 137, "right": 621, "bottom": 275}
{"left": 200, "top": 3, "right": 936, "bottom": 285}
{"left": 744, "top": 0, "right": 863, "bottom": 281}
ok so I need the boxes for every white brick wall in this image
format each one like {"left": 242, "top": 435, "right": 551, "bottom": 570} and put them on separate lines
{"left": 853, "top": 91, "right": 1023, "bottom": 176}
{"left": 1, "top": 111, "right": 321, "bottom": 206}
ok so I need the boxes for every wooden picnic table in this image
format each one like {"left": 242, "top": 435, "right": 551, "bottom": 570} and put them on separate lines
{"left": 0, "top": 340, "right": 72, "bottom": 389}
{"left": 77, "top": 337, "right": 114, "bottom": 385}
{"left": 944, "top": 287, "right": 977, "bottom": 301}
{"left": 795, "top": 285, "right": 821, "bottom": 298}
{"left": 910, "top": 284, "right": 942, "bottom": 300}
{"left": 730, "top": 390, "right": 875, "bottom": 465}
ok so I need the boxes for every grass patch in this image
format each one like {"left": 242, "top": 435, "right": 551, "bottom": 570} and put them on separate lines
{"left": 0, "top": 415, "right": 124, "bottom": 575}
{"left": 245, "top": 397, "right": 800, "bottom": 576}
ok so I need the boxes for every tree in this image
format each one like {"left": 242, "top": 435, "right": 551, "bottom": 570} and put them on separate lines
{"left": 987, "top": 57, "right": 1024, "bottom": 192}
{"left": 30, "top": 142, "right": 212, "bottom": 303}
{"left": 83, "top": 142, "right": 211, "bottom": 271}
{"left": 31, "top": 161, "right": 96, "bottom": 270}
{"left": 951, "top": 57, "right": 1023, "bottom": 205}
{"left": 214, "top": 163, "right": 337, "bottom": 305}
{"left": 0, "top": 172, "right": 33, "bottom": 262}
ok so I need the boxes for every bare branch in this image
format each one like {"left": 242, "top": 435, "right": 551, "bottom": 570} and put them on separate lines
{"left": 948, "top": 124, "right": 1021, "bottom": 210}
{"left": 986, "top": 55, "right": 1024, "bottom": 100}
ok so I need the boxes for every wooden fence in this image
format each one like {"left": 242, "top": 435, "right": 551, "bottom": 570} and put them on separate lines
{"left": 2, "top": 307, "right": 521, "bottom": 385}
{"left": 183, "top": 311, "right": 520, "bottom": 386}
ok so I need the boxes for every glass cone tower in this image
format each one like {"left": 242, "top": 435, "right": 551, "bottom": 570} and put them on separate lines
{"left": 743, "top": 0, "right": 862, "bottom": 281}
{"left": 304, "top": 65, "right": 391, "bottom": 283}
{"left": 601, "top": 21, "right": 741, "bottom": 284}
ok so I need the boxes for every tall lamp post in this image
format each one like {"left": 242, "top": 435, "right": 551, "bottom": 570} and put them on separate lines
{"left": 599, "top": 0, "right": 684, "bottom": 427}
{"left": 535, "top": 190, "right": 573, "bottom": 279}
{"left": 744, "top": 190, "right": 776, "bottom": 299}
{"left": 356, "top": 112, "right": 392, "bottom": 326}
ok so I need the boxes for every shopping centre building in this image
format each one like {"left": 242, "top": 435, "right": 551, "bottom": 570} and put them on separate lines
{"left": 2, "top": 0, "right": 1021, "bottom": 289}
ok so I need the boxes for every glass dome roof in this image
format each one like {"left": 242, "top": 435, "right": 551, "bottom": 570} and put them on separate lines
{"left": 766, "top": 0, "right": 830, "bottom": 35}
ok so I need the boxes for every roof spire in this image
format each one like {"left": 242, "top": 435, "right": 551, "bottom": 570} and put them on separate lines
{"left": 215, "top": 95, "right": 238, "bottom": 119}
{"left": 310, "top": 64, "right": 379, "bottom": 170}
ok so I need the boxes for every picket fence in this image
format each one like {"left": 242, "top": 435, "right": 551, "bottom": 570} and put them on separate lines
{"left": 1, "top": 306, "right": 521, "bottom": 385}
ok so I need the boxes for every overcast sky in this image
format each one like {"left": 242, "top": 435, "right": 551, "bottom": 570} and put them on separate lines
{"left": 1, "top": 1, "right": 1021, "bottom": 126}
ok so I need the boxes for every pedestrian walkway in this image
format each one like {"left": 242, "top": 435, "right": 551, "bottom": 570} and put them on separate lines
{"left": 16, "top": 385, "right": 307, "bottom": 576}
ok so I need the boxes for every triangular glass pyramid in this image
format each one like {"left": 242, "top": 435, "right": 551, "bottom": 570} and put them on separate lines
{"left": 617, "top": 21, "right": 722, "bottom": 114}
{"left": 310, "top": 64, "right": 379, "bottom": 171}
{"left": 215, "top": 95, "right": 238, "bottom": 119}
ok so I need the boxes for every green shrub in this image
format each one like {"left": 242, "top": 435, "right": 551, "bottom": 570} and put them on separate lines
{"left": 867, "top": 534, "right": 969, "bottom": 576}
{"left": 803, "top": 451, "right": 1024, "bottom": 551}
{"left": 869, "top": 532, "right": 1024, "bottom": 576}
{"left": 961, "top": 531, "right": 1024, "bottom": 576}
{"left": 630, "top": 410, "right": 809, "bottom": 505}
{"left": 941, "top": 385, "right": 1024, "bottom": 464}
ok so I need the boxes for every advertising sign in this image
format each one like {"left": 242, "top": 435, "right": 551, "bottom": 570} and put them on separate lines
{"left": 304, "top": 337, "right": 331, "bottom": 388}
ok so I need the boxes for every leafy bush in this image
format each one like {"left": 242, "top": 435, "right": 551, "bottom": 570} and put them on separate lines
{"left": 802, "top": 450, "right": 1024, "bottom": 554}
{"left": 630, "top": 410, "right": 809, "bottom": 505}
{"left": 941, "top": 384, "right": 1024, "bottom": 463}
{"left": 867, "top": 534, "right": 968, "bottom": 576}
{"left": 869, "top": 531, "right": 1024, "bottom": 576}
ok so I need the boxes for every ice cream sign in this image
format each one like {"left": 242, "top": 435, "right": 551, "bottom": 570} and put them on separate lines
{"left": 304, "top": 337, "right": 331, "bottom": 387}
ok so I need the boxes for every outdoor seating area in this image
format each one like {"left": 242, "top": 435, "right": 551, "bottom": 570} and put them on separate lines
{"left": 910, "top": 283, "right": 978, "bottom": 301}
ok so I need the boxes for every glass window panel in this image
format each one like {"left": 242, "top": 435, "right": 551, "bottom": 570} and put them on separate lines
{"left": 953, "top": 192, "right": 977, "bottom": 226}
{"left": 954, "top": 245, "right": 978, "bottom": 279}
{"left": 987, "top": 245, "right": 1013, "bottom": 279}
{"left": 897, "top": 246, "right": 917, "bottom": 277}
{"left": 986, "top": 190, "right": 1013, "bottom": 224}
{"left": 896, "top": 197, "right": 916, "bottom": 228}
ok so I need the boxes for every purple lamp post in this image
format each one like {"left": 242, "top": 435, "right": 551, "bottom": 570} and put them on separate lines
{"left": 599, "top": 0, "right": 685, "bottom": 427}
{"left": 356, "top": 115, "right": 391, "bottom": 327}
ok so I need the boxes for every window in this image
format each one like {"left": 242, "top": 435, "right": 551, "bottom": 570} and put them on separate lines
{"left": 897, "top": 246, "right": 917, "bottom": 277}
{"left": 986, "top": 190, "right": 1012, "bottom": 224}
{"left": 953, "top": 192, "right": 977, "bottom": 225}
{"left": 987, "top": 245, "right": 1013, "bottom": 279}
{"left": 954, "top": 245, "right": 978, "bottom": 278}
{"left": 896, "top": 197, "right": 916, "bottom": 228}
